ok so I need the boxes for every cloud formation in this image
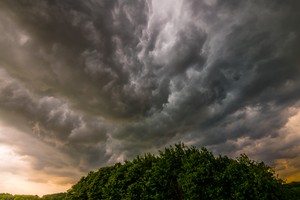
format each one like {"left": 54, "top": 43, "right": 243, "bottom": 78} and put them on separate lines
{"left": 0, "top": 0, "right": 300, "bottom": 194}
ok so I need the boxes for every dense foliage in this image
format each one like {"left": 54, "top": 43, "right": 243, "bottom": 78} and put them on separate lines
{"left": 65, "top": 144, "right": 294, "bottom": 200}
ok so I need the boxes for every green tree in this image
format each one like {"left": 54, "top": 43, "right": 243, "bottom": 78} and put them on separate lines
{"left": 65, "top": 143, "right": 291, "bottom": 200}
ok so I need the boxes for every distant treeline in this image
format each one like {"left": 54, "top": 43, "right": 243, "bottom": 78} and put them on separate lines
{"left": 1, "top": 144, "right": 300, "bottom": 200}
{"left": 0, "top": 193, "right": 66, "bottom": 200}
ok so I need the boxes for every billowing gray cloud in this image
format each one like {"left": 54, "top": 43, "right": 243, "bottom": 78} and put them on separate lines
{"left": 0, "top": 0, "right": 300, "bottom": 191}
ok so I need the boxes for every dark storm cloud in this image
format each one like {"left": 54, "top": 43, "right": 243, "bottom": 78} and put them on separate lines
{"left": 0, "top": 0, "right": 300, "bottom": 184}
{"left": 112, "top": 0, "right": 300, "bottom": 159}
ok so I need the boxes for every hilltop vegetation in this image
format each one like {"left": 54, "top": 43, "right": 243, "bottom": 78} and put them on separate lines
{"left": 1, "top": 144, "right": 300, "bottom": 199}
{"left": 65, "top": 144, "right": 297, "bottom": 200}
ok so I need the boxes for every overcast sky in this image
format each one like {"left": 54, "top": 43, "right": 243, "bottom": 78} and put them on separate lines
{"left": 0, "top": 0, "right": 300, "bottom": 195}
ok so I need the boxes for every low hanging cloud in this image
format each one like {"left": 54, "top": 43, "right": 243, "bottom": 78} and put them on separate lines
{"left": 0, "top": 0, "right": 300, "bottom": 192}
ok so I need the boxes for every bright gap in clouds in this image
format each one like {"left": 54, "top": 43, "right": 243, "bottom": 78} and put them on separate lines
{"left": 0, "top": 126, "right": 71, "bottom": 196}
{"left": 274, "top": 107, "right": 300, "bottom": 182}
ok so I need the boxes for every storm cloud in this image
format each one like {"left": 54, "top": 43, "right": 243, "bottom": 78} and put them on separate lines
{"left": 0, "top": 0, "right": 300, "bottom": 194}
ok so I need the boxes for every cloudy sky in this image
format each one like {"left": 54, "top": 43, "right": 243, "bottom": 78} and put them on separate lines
{"left": 0, "top": 0, "right": 300, "bottom": 195}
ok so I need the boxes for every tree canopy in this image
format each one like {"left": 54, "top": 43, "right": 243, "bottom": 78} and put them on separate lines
{"left": 65, "top": 143, "right": 297, "bottom": 200}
